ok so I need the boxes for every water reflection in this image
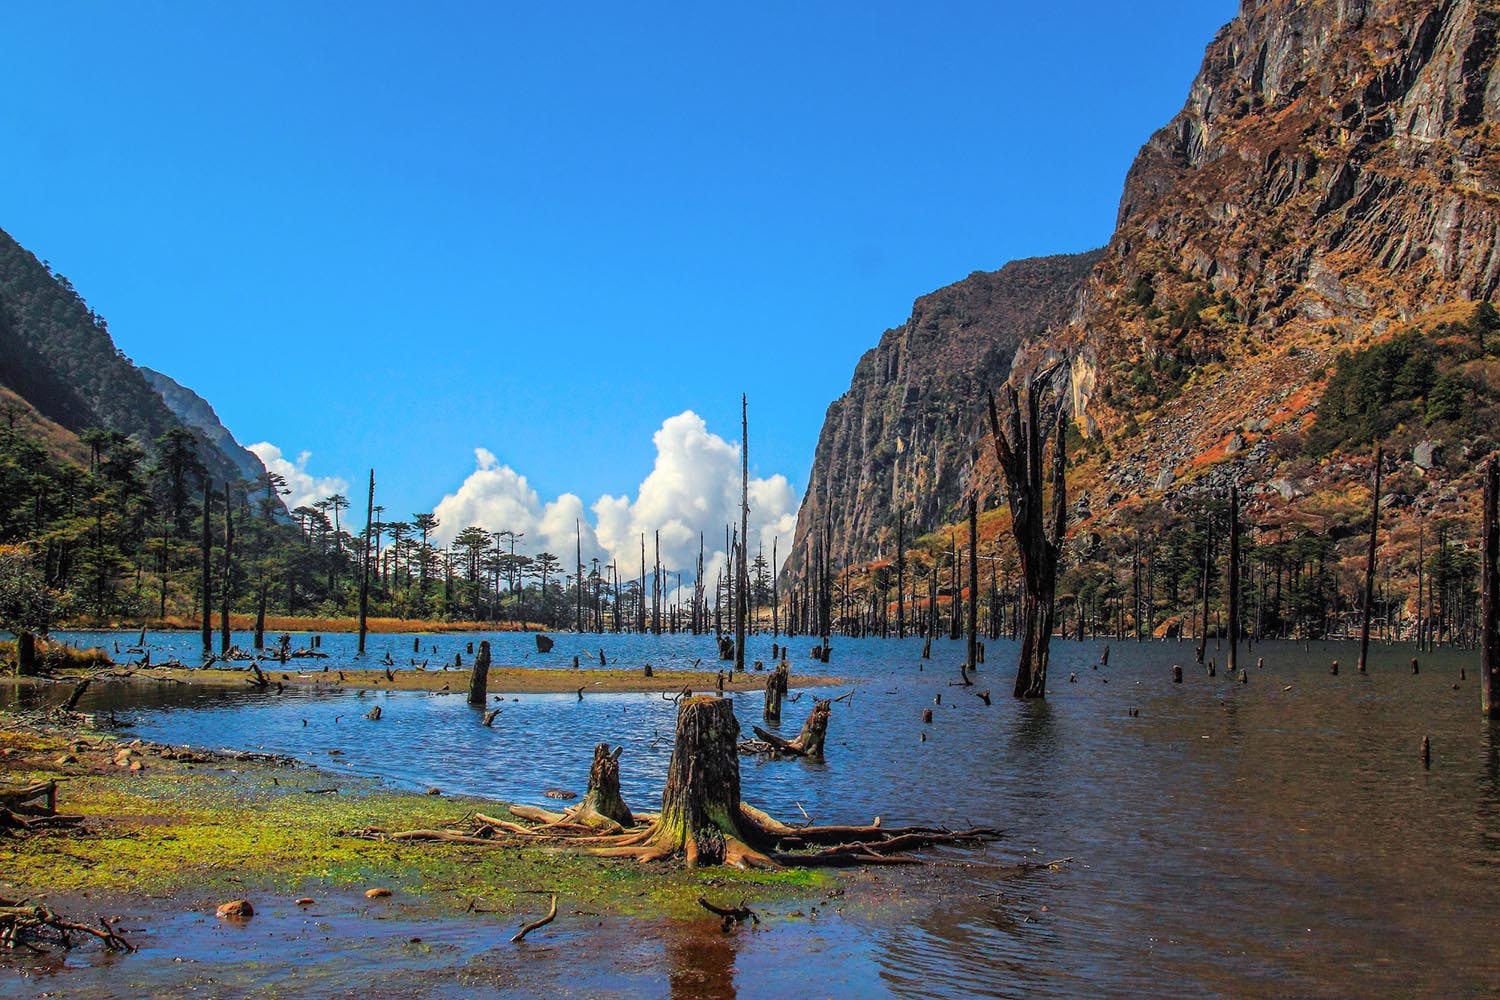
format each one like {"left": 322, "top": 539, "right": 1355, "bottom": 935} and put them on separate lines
{"left": 665, "top": 920, "right": 738, "bottom": 1000}
{"left": 24, "top": 630, "right": 1500, "bottom": 997}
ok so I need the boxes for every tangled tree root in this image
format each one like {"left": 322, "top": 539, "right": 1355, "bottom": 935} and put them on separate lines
{"left": 347, "top": 696, "right": 1000, "bottom": 869}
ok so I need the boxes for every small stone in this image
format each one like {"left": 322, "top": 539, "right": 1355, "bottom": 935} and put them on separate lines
{"left": 424, "top": 787, "right": 442, "bottom": 796}
{"left": 56, "top": 754, "right": 76, "bottom": 765}
{"left": 295, "top": 897, "right": 315, "bottom": 906}
{"left": 365, "top": 888, "right": 393, "bottom": 899}
{"left": 216, "top": 899, "right": 254, "bottom": 919}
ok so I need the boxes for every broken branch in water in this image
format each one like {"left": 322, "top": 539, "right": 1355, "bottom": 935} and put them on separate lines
{"left": 0, "top": 900, "right": 135, "bottom": 953}
{"left": 510, "top": 893, "right": 557, "bottom": 942}
{"left": 698, "top": 896, "right": 759, "bottom": 932}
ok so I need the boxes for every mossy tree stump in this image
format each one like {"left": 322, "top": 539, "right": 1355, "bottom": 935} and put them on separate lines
{"left": 596, "top": 696, "right": 773, "bottom": 867}
{"left": 763, "top": 662, "right": 789, "bottom": 722}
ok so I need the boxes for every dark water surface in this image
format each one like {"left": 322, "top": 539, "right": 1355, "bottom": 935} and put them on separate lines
{"left": 13, "top": 630, "right": 1500, "bottom": 998}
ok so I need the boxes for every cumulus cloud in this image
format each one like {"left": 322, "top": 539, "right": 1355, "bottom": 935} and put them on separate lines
{"left": 247, "top": 442, "right": 349, "bottom": 513}
{"left": 428, "top": 412, "right": 800, "bottom": 587}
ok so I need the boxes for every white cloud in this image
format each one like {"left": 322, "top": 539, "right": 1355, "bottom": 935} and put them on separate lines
{"left": 427, "top": 411, "right": 800, "bottom": 587}
{"left": 247, "top": 442, "right": 350, "bottom": 514}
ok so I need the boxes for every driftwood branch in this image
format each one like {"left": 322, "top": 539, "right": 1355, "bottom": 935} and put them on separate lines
{"left": 510, "top": 894, "right": 557, "bottom": 942}
{"left": 699, "top": 896, "right": 759, "bottom": 932}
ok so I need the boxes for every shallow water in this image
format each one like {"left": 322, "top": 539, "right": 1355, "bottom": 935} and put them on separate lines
{"left": 19, "top": 631, "right": 1500, "bottom": 997}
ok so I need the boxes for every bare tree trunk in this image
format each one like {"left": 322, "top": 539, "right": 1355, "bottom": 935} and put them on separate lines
{"left": 1197, "top": 511, "right": 1213, "bottom": 663}
{"left": 896, "top": 515, "right": 906, "bottom": 640}
{"left": 1227, "top": 484, "right": 1240, "bottom": 674}
{"left": 1358, "top": 448, "right": 1382, "bottom": 674}
{"left": 468, "top": 639, "right": 491, "bottom": 706}
{"left": 219, "top": 481, "right": 232, "bottom": 656}
{"left": 1482, "top": 457, "right": 1498, "bottom": 719}
{"left": 358, "top": 470, "right": 374, "bottom": 654}
{"left": 763, "top": 661, "right": 789, "bottom": 722}
{"left": 966, "top": 496, "right": 979, "bottom": 670}
{"left": 16, "top": 631, "right": 38, "bottom": 677}
{"left": 736, "top": 394, "right": 749, "bottom": 673}
{"left": 987, "top": 379, "right": 1067, "bottom": 700}
{"left": 201, "top": 482, "right": 212, "bottom": 657}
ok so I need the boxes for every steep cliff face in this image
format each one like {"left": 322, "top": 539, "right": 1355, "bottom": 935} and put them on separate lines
{"left": 796, "top": 0, "right": 1500, "bottom": 585}
{"left": 141, "top": 367, "right": 268, "bottom": 484}
{"left": 0, "top": 225, "right": 265, "bottom": 488}
{"left": 1051, "top": 0, "right": 1500, "bottom": 494}
{"left": 788, "top": 252, "right": 1101, "bottom": 575}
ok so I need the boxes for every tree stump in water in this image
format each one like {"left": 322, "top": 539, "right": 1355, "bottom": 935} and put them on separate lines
{"left": 596, "top": 696, "right": 771, "bottom": 867}
{"left": 750, "top": 699, "right": 830, "bottom": 758}
{"left": 467, "top": 640, "right": 492, "bottom": 706}
{"left": 573, "top": 743, "right": 634, "bottom": 829}
{"left": 536, "top": 634, "right": 554, "bottom": 654}
{"left": 763, "top": 662, "right": 789, "bottom": 722}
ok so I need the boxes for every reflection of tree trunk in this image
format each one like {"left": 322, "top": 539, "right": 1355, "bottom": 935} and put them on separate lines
{"left": 1227, "top": 484, "right": 1240, "bottom": 674}
{"left": 987, "top": 382, "right": 1067, "bottom": 700}
{"left": 666, "top": 919, "right": 738, "bottom": 1000}
{"left": 16, "top": 632, "right": 38, "bottom": 677}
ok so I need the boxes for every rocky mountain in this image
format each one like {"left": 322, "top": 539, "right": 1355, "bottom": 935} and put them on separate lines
{"left": 793, "top": 0, "right": 1500, "bottom": 584}
{"left": 787, "top": 252, "right": 1101, "bottom": 574}
{"left": 140, "top": 367, "right": 266, "bottom": 484}
{"left": 0, "top": 225, "right": 268, "bottom": 489}
{"left": 1050, "top": 0, "right": 1500, "bottom": 490}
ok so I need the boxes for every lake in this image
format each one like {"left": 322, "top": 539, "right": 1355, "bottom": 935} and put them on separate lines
{"left": 26, "top": 630, "right": 1500, "bottom": 997}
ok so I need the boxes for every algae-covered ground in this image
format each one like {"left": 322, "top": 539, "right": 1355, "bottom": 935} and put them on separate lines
{"left": 1, "top": 720, "right": 934, "bottom": 998}
{"left": 0, "top": 726, "right": 830, "bottom": 918}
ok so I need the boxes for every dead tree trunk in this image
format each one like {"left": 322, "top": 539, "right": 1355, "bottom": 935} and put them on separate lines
{"left": 595, "top": 696, "right": 771, "bottom": 867}
{"left": 1196, "top": 511, "right": 1212, "bottom": 664}
{"left": 987, "top": 377, "right": 1067, "bottom": 700}
{"left": 966, "top": 495, "right": 979, "bottom": 670}
{"left": 358, "top": 470, "right": 374, "bottom": 655}
{"left": 763, "top": 661, "right": 789, "bottom": 722}
{"left": 1358, "top": 448, "right": 1382, "bottom": 675}
{"left": 1227, "top": 484, "right": 1240, "bottom": 675}
{"left": 219, "top": 481, "right": 233, "bottom": 656}
{"left": 1482, "top": 457, "right": 1498, "bottom": 719}
{"left": 468, "top": 639, "right": 491, "bottom": 706}
{"left": 575, "top": 743, "right": 634, "bottom": 829}
{"left": 200, "top": 481, "right": 212, "bottom": 657}
{"left": 15, "top": 632, "right": 38, "bottom": 677}
{"left": 751, "top": 698, "right": 830, "bottom": 758}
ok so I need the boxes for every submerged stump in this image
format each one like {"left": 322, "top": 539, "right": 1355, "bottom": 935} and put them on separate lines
{"left": 467, "top": 640, "right": 492, "bottom": 706}
{"left": 763, "top": 662, "right": 789, "bottom": 723}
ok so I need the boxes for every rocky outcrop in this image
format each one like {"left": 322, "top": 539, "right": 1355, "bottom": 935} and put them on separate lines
{"left": 141, "top": 367, "right": 268, "bottom": 485}
{"left": 788, "top": 252, "right": 1101, "bottom": 575}
{"left": 795, "top": 0, "right": 1500, "bottom": 578}
{"left": 1058, "top": 0, "right": 1500, "bottom": 468}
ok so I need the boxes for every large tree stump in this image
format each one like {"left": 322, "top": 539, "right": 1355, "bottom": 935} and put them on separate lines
{"left": 595, "top": 696, "right": 770, "bottom": 867}
{"left": 467, "top": 640, "right": 491, "bottom": 706}
{"left": 763, "top": 662, "right": 789, "bottom": 722}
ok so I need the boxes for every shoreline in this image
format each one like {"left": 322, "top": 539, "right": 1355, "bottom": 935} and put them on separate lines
{"left": 6, "top": 663, "right": 844, "bottom": 696}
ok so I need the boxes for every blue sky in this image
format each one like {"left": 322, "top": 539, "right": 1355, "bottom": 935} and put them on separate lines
{"left": 0, "top": 1, "right": 1235, "bottom": 562}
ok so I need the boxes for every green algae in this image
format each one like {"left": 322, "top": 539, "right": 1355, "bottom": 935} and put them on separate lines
{"left": 0, "top": 730, "right": 832, "bottom": 919}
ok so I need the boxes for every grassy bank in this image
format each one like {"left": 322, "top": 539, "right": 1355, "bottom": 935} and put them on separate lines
{"left": 0, "top": 724, "right": 830, "bottom": 921}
